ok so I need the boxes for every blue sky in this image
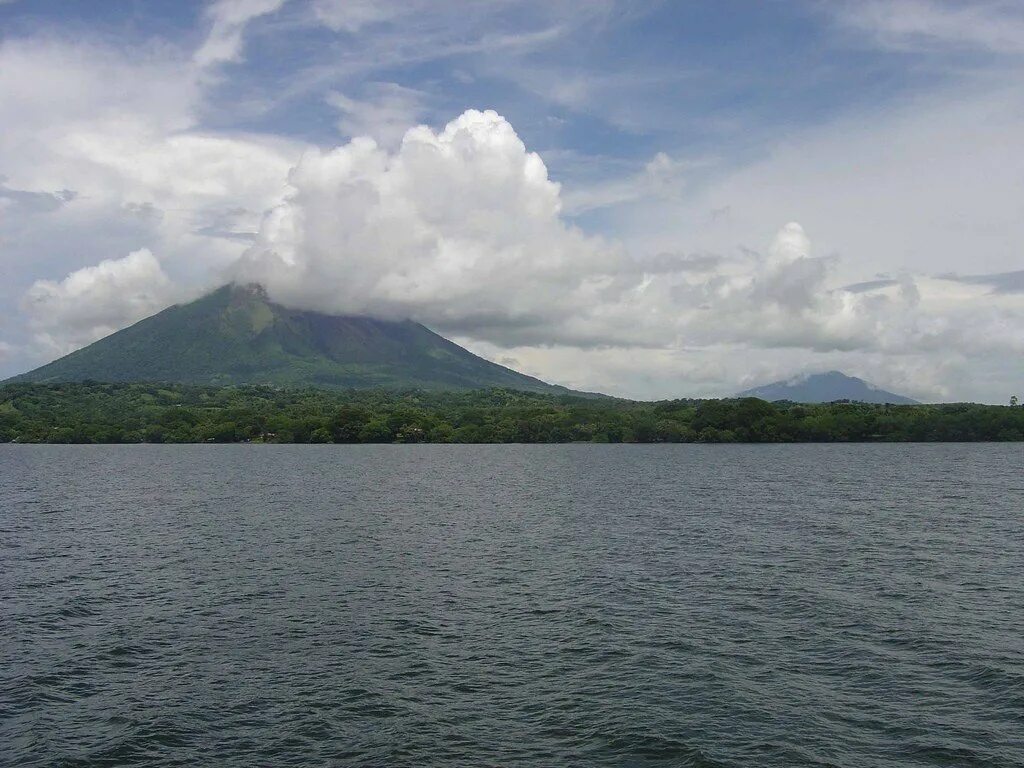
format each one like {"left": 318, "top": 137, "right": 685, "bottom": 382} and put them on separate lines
{"left": 0, "top": 0, "right": 1022, "bottom": 401}
{"left": 0, "top": 1, "right": 957, "bottom": 182}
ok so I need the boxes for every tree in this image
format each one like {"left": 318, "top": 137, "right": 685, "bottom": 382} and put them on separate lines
{"left": 1, "top": 382, "right": 1022, "bottom": 445}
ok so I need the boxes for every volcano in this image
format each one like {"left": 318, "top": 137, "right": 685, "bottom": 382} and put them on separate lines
{"left": 9, "top": 284, "right": 570, "bottom": 393}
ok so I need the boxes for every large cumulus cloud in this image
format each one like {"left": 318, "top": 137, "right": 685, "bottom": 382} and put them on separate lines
{"left": 224, "top": 103, "right": 1024, "bottom": 390}
{"left": 233, "top": 110, "right": 630, "bottom": 346}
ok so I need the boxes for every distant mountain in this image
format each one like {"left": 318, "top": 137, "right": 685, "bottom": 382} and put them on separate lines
{"left": 737, "top": 370, "right": 918, "bottom": 404}
{"left": 7, "top": 284, "right": 571, "bottom": 393}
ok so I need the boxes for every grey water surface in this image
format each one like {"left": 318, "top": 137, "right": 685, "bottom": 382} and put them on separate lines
{"left": 1, "top": 444, "right": 1022, "bottom": 767}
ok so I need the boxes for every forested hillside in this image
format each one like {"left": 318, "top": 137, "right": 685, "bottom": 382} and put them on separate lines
{"left": 2, "top": 383, "right": 1021, "bottom": 444}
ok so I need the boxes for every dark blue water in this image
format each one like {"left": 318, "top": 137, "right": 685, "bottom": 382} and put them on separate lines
{"left": 1, "top": 444, "right": 1022, "bottom": 767}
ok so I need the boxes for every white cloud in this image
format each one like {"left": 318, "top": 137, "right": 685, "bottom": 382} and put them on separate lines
{"left": 0, "top": 34, "right": 303, "bottom": 321}
{"left": 234, "top": 109, "right": 630, "bottom": 346}
{"left": 194, "top": 0, "right": 286, "bottom": 69}
{"left": 458, "top": 338, "right": 966, "bottom": 403}
{"left": 327, "top": 83, "right": 428, "bottom": 147}
{"left": 225, "top": 107, "right": 1023, "bottom": 403}
{"left": 0, "top": 38, "right": 198, "bottom": 145}
{"left": 304, "top": 0, "right": 622, "bottom": 81}
{"left": 562, "top": 152, "right": 688, "bottom": 214}
{"left": 22, "top": 249, "right": 181, "bottom": 356}
{"left": 311, "top": 0, "right": 400, "bottom": 32}
{"left": 833, "top": 0, "right": 1024, "bottom": 54}
{"left": 621, "top": 79, "right": 1024, "bottom": 284}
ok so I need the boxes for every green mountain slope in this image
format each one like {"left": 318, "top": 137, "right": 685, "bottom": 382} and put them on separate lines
{"left": 8, "top": 284, "right": 569, "bottom": 393}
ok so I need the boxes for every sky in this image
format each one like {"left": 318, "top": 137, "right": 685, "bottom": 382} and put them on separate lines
{"left": 0, "top": 0, "right": 1021, "bottom": 402}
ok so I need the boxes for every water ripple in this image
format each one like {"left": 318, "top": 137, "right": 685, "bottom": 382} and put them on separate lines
{"left": 1, "top": 443, "right": 1022, "bottom": 767}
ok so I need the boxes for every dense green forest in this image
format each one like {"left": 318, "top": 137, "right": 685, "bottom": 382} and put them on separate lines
{"left": 1, "top": 382, "right": 1021, "bottom": 443}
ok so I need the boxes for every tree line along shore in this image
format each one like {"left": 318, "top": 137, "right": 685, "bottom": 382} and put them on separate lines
{"left": 1, "top": 382, "right": 1021, "bottom": 444}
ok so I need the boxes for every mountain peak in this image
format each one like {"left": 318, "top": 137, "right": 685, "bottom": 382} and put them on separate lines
{"left": 7, "top": 284, "right": 571, "bottom": 394}
{"left": 233, "top": 281, "right": 270, "bottom": 300}
{"left": 738, "top": 371, "right": 918, "bottom": 404}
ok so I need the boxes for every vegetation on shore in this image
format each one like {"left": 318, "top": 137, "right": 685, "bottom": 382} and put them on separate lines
{"left": 1, "top": 382, "right": 1021, "bottom": 444}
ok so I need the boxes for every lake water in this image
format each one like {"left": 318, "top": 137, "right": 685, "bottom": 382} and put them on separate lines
{"left": 1, "top": 444, "right": 1022, "bottom": 767}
